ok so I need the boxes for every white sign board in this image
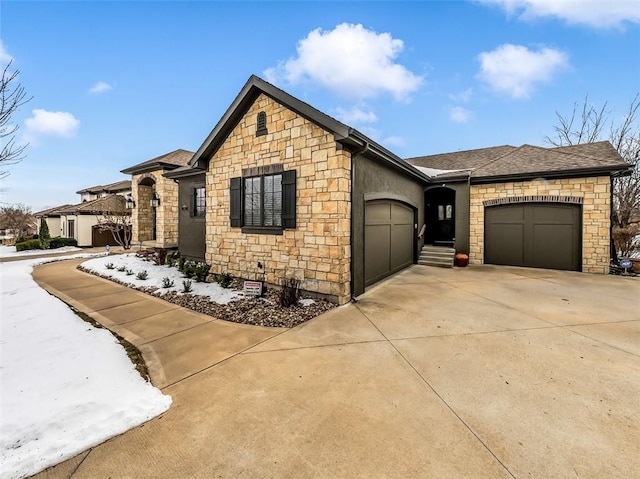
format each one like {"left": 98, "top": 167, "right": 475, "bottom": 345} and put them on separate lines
{"left": 243, "top": 280, "right": 263, "bottom": 297}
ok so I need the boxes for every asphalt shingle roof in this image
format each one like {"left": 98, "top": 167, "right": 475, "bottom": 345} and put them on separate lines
{"left": 406, "top": 141, "right": 629, "bottom": 180}
{"left": 76, "top": 180, "right": 131, "bottom": 195}
{"left": 33, "top": 204, "right": 74, "bottom": 217}
{"left": 121, "top": 149, "right": 194, "bottom": 175}
{"left": 57, "top": 195, "right": 128, "bottom": 215}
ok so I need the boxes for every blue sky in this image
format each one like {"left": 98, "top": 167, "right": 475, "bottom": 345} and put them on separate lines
{"left": 1, "top": 0, "right": 639, "bottom": 211}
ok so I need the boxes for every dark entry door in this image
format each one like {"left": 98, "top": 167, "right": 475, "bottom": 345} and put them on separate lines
{"left": 365, "top": 200, "right": 414, "bottom": 287}
{"left": 484, "top": 203, "right": 581, "bottom": 271}
{"left": 67, "top": 220, "right": 75, "bottom": 239}
{"left": 425, "top": 187, "right": 455, "bottom": 246}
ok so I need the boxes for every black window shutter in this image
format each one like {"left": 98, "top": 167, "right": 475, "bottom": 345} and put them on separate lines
{"left": 230, "top": 177, "right": 242, "bottom": 227}
{"left": 282, "top": 169, "right": 296, "bottom": 229}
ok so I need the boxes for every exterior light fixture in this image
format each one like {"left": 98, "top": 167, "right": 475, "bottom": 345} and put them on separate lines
{"left": 150, "top": 192, "right": 160, "bottom": 208}
{"left": 125, "top": 195, "right": 136, "bottom": 209}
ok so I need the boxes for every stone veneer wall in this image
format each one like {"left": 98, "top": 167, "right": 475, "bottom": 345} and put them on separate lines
{"left": 131, "top": 171, "right": 179, "bottom": 247}
{"left": 469, "top": 176, "right": 611, "bottom": 273}
{"left": 206, "top": 93, "right": 352, "bottom": 303}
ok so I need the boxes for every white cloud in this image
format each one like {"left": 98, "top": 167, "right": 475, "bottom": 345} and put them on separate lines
{"left": 1, "top": 40, "right": 14, "bottom": 65}
{"left": 335, "top": 106, "right": 378, "bottom": 124}
{"left": 477, "top": 44, "right": 568, "bottom": 99}
{"left": 478, "top": 0, "right": 640, "bottom": 28}
{"left": 449, "top": 88, "right": 474, "bottom": 103}
{"left": 358, "top": 126, "right": 405, "bottom": 148}
{"left": 89, "top": 81, "right": 113, "bottom": 94}
{"left": 264, "top": 23, "right": 423, "bottom": 100}
{"left": 24, "top": 109, "right": 80, "bottom": 142}
{"left": 449, "top": 106, "right": 473, "bottom": 123}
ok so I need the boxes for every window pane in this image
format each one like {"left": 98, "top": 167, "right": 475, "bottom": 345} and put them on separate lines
{"left": 263, "top": 174, "right": 282, "bottom": 227}
{"left": 194, "top": 187, "right": 206, "bottom": 216}
{"left": 244, "top": 177, "right": 261, "bottom": 226}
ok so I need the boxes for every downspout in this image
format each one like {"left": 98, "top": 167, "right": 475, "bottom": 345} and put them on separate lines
{"left": 610, "top": 174, "right": 618, "bottom": 264}
{"left": 350, "top": 140, "right": 370, "bottom": 303}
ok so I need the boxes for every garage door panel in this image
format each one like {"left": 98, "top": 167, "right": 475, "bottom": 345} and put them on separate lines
{"left": 485, "top": 224, "right": 525, "bottom": 266}
{"left": 485, "top": 203, "right": 581, "bottom": 271}
{"left": 365, "top": 200, "right": 414, "bottom": 287}
{"left": 366, "top": 203, "right": 392, "bottom": 225}
{"left": 365, "top": 224, "right": 391, "bottom": 284}
{"left": 390, "top": 224, "right": 414, "bottom": 270}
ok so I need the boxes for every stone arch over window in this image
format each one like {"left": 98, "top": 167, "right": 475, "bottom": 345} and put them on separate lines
{"left": 256, "top": 111, "right": 268, "bottom": 137}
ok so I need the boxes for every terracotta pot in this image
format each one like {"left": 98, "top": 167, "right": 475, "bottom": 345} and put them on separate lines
{"left": 455, "top": 253, "right": 469, "bottom": 267}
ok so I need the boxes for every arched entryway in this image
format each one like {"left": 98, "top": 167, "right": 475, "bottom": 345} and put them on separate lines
{"left": 137, "top": 177, "right": 157, "bottom": 241}
{"left": 425, "top": 187, "right": 456, "bottom": 247}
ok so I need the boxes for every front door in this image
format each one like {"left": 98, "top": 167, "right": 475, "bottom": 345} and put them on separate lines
{"left": 67, "top": 220, "right": 75, "bottom": 239}
{"left": 425, "top": 187, "right": 455, "bottom": 246}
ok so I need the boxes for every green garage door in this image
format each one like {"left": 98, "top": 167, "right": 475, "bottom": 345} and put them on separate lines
{"left": 484, "top": 203, "right": 581, "bottom": 271}
{"left": 365, "top": 200, "right": 414, "bottom": 286}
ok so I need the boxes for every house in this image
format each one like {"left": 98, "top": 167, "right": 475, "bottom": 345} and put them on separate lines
{"left": 121, "top": 149, "right": 195, "bottom": 249}
{"left": 76, "top": 180, "right": 132, "bottom": 203}
{"left": 56, "top": 195, "right": 129, "bottom": 247}
{"left": 33, "top": 204, "right": 73, "bottom": 240}
{"left": 136, "top": 75, "right": 629, "bottom": 305}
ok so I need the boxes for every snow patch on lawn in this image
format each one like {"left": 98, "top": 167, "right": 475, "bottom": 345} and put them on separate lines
{"left": 299, "top": 298, "right": 315, "bottom": 307}
{"left": 0, "top": 255, "right": 171, "bottom": 479}
{"left": 0, "top": 245, "right": 81, "bottom": 258}
{"left": 81, "top": 254, "right": 242, "bottom": 304}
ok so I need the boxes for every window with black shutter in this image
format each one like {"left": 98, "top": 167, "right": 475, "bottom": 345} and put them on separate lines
{"left": 229, "top": 168, "right": 296, "bottom": 234}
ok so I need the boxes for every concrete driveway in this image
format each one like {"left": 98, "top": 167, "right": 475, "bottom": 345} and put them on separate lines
{"left": 35, "top": 265, "right": 639, "bottom": 478}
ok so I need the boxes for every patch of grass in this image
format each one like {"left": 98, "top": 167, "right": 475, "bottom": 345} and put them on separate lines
{"left": 161, "top": 277, "right": 174, "bottom": 288}
{"left": 64, "top": 303, "right": 149, "bottom": 381}
{"left": 135, "top": 270, "right": 149, "bottom": 280}
{"left": 215, "top": 272, "right": 233, "bottom": 288}
{"left": 125, "top": 268, "right": 134, "bottom": 276}
{"left": 105, "top": 262, "right": 115, "bottom": 270}
{"left": 182, "top": 279, "right": 193, "bottom": 293}
{"left": 117, "top": 266, "right": 126, "bottom": 272}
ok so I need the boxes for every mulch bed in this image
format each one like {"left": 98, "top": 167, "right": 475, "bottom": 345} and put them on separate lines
{"left": 77, "top": 266, "right": 335, "bottom": 328}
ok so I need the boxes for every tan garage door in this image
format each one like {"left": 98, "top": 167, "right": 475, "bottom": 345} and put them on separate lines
{"left": 365, "top": 200, "right": 414, "bottom": 286}
{"left": 485, "top": 203, "right": 581, "bottom": 271}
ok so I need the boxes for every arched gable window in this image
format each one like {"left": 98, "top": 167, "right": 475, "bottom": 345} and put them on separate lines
{"left": 256, "top": 111, "right": 268, "bottom": 137}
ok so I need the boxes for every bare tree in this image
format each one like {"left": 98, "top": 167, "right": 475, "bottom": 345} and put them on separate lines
{"left": 1, "top": 61, "right": 32, "bottom": 179}
{"left": 95, "top": 196, "right": 133, "bottom": 250}
{"left": 0, "top": 203, "right": 36, "bottom": 242}
{"left": 545, "top": 94, "right": 640, "bottom": 258}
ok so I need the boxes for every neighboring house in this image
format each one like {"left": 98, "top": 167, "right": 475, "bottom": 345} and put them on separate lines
{"left": 133, "top": 76, "right": 629, "bottom": 304}
{"left": 76, "top": 180, "right": 132, "bottom": 202}
{"left": 34, "top": 204, "right": 74, "bottom": 238}
{"left": 56, "top": 195, "right": 129, "bottom": 247}
{"left": 121, "top": 149, "right": 194, "bottom": 249}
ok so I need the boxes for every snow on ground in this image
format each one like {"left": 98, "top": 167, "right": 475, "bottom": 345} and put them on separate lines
{"left": 0, "top": 245, "right": 81, "bottom": 258}
{"left": 81, "top": 253, "right": 243, "bottom": 304}
{"left": 0, "top": 255, "right": 172, "bottom": 479}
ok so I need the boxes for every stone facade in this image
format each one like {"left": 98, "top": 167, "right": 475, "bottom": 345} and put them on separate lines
{"left": 469, "top": 176, "right": 611, "bottom": 273}
{"left": 205, "top": 93, "right": 352, "bottom": 303}
{"left": 131, "top": 170, "right": 179, "bottom": 247}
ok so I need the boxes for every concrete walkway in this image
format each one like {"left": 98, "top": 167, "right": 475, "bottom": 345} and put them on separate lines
{"left": 32, "top": 263, "right": 639, "bottom": 478}
{"left": 32, "top": 259, "right": 283, "bottom": 388}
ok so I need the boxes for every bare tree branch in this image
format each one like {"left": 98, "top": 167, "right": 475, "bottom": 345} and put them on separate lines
{"left": 94, "top": 196, "right": 133, "bottom": 250}
{"left": 0, "top": 61, "right": 32, "bottom": 179}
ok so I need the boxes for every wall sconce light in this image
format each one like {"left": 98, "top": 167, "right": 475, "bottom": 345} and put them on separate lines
{"left": 125, "top": 195, "right": 136, "bottom": 209}
{"left": 150, "top": 192, "right": 160, "bottom": 208}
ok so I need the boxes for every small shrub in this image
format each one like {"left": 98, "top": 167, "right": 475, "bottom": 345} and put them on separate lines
{"left": 153, "top": 248, "right": 168, "bottom": 266}
{"left": 15, "top": 239, "right": 42, "bottom": 252}
{"left": 136, "top": 270, "right": 149, "bottom": 280}
{"left": 178, "top": 256, "right": 187, "bottom": 272}
{"left": 39, "top": 220, "right": 51, "bottom": 249}
{"left": 166, "top": 251, "right": 180, "bottom": 267}
{"left": 279, "top": 277, "right": 301, "bottom": 307}
{"left": 125, "top": 268, "right": 134, "bottom": 276}
{"left": 161, "top": 277, "right": 175, "bottom": 288}
{"left": 117, "top": 266, "right": 126, "bottom": 272}
{"left": 105, "top": 262, "right": 115, "bottom": 270}
{"left": 194, "top": 262, "right": 211, "bottom": 282}
{"left": 49, "top": 237, "right": 78, "bottom": 249}
{"left": 182, "top": 279, "right": 193, "bottom": 293}
{"left": 215, "top": 272, "right": 233, "bottom": 288}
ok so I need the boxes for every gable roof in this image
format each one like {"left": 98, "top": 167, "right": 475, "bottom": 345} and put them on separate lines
{"left": 121, "top": 149, "right": 195, "bottom": 175}
{"left": 76, "top": 180, "right": 131, "bottom": 195}
{"left": 406, "top": 141, "right": 630, "bottom": 182}
{"left": 57, "top": 195, "right": 128, "bottom": 215}
{"left": 188, "top": 75, "right": 429, "bottom": 184}
{"left": 34, "top": 204, "right": 74, "bottom": 217}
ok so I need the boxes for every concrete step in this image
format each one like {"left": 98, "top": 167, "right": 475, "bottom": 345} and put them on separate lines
{"left": 419, "top": 245, "right": 456, "bottom": 268}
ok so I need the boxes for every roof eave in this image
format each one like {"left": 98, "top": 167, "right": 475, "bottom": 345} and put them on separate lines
{"left": 121, "top": 162, "right": 182, "bottom": 175}
{"left": 164, "top": 167, "right": 207, "bottom": 180}
{"left": 471, "top": 164, "right": 632, "bottom": 184}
